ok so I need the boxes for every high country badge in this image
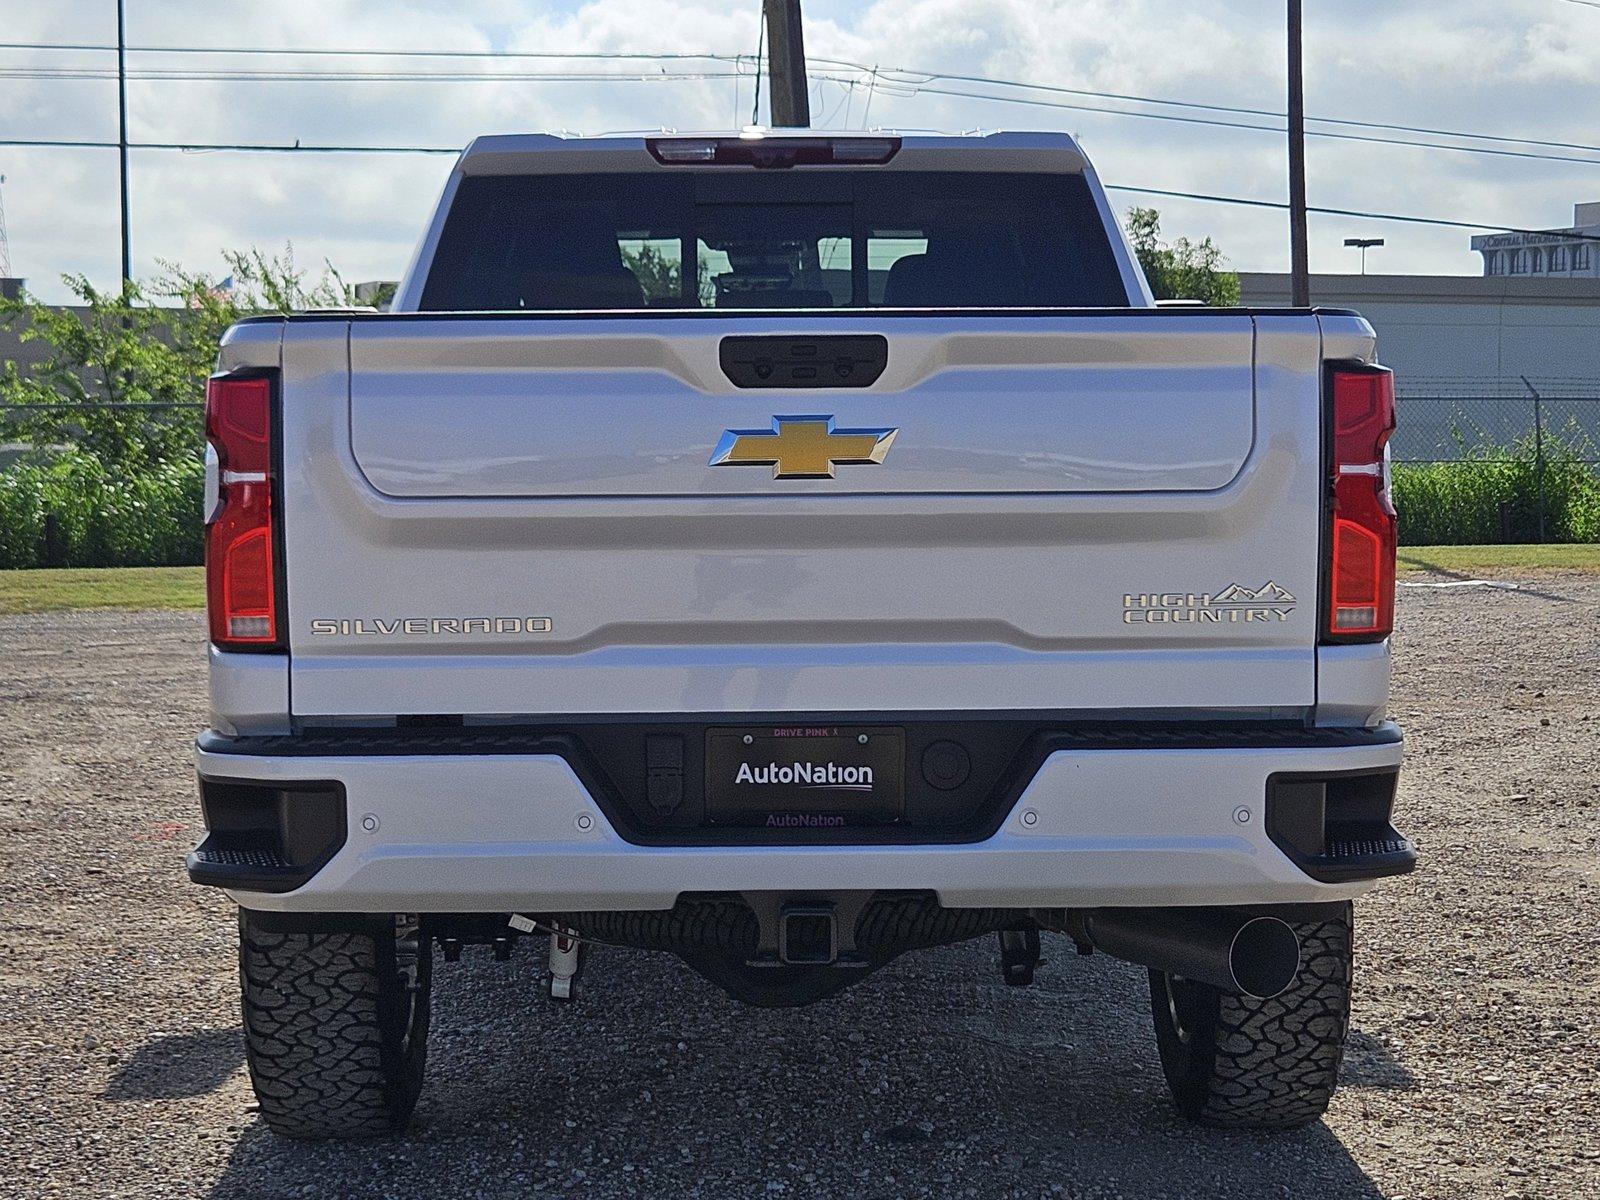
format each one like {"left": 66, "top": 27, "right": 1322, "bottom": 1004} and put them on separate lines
{"left": 1123, "top": 582, "right": 1298, "bottom": 625}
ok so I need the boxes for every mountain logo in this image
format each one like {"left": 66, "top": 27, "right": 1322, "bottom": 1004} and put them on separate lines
{"left": 1205, "top": 581, "right": 1297, "bottom": 605}
{"left": 1210, "top": 583, "right": 1260, "bottom": 604}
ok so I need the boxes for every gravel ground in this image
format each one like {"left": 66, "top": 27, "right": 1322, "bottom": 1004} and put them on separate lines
{"left": 1, "top": 579, "right": 1597, "bottom": 1200}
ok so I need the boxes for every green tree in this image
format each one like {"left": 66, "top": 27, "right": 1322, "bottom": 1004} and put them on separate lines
{"left": 620, "top": 244, "right": 682, "bottom": 302}
{"left": 620, "top": 244, "right": 721, "bottom": 306}
{"left": 0, "top": 245, "right": 355, "bottom": 471}
{"left": 1126, "top": 207, "right": 1241, "bottom": 307}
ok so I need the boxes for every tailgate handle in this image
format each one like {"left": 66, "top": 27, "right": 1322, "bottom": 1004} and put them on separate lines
{"left": 719, "top": 334, "right": 888, "bottom": 389}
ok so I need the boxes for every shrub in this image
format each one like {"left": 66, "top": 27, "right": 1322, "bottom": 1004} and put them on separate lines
{"left": 0, "top": 449, "right": 203, "bottom": 569}
{"left": 0, "top": 244, "right": 352, "bottom": 570}
{"left": 0, "top": 247, "right": 356, "bottom": 472}
{"left": 1392, "top": 433, "right": 1600, "bottom": 545}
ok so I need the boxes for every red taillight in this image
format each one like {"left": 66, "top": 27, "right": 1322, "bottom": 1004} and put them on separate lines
{"left": 1326, "top": 367, "right": 1397, "bottom": 640}
{"left": 205, "top": 375, "right": 280, "bottom": 649}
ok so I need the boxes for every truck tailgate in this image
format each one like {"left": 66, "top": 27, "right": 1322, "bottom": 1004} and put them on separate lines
{"left": 279, "top": 312, "right": 1326, "bottom": 718}
{"left": 348, "top": 317, "right": 1254, "bottom": 497}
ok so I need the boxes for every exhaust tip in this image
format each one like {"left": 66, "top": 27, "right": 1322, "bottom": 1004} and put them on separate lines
{"left": 1228, "top": 917, "right": 1302, "bottom": 1000}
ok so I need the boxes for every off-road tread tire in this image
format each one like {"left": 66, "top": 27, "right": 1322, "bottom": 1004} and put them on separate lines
{"left": 852, "top": 895, "right": 1013, "bottom": 954}
{"left": 557, "top": 898, "right": 760, "bottom": 954}
{"left": 1149, "top": 904, "right": 1353, "bottom": 1130}
{"left": 556, "top": 902, "right": 761, "bottom": 960}
{"left": 560, "top": 894, "right": 1013, "bottom": 957}
{"left": 239, "top": 912, "right": 430, "bottom": 1140}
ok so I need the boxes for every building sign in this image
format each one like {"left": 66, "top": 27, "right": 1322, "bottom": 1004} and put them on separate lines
{"left": 1474, "top": 231, "right": 1581, "bottom": 250}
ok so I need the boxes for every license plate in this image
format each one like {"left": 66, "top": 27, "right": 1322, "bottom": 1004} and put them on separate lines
{"left": 704, "top": 726, "right": 905, "bottom": 828}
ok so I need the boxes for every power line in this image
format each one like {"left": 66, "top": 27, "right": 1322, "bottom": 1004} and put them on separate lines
{"left": 0, "top": 43, "right": 752, "bottom": 60}
{"left": 856, "top": 63, "right": 1600, "bottom": 158}
{"left": 0, "top": 137, "right": 460, "bottom": 153}
{"left": 1104, "top": 184, "right": 1600, "bottom": 244}
{"left": 804, "top": 73, "right": 1600, "bottom": 169}
{"left": 2, "top": 41, "right": 1596, "bottom": 255}
{"left": 872, "top": 78, "right": 1600, "bottom": 166}
{"left": 7, "top": 57, "right": 1599, "bottom": 170}
{"left": 2, "top": 129, "right": 1594, "bottom": 243}
{"left": 0, "top": 67, "right": 750, "bottom": 83}
{"left": 4, "top": 41, "right": 1598, "bottom": 161}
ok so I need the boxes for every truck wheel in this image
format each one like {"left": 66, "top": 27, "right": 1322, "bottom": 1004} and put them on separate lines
{"left": 238, "top": 911, "right": 431, "bottom": 1140}
{"left": 1147, "top": 903, "right": 1352, "bottom": 1130}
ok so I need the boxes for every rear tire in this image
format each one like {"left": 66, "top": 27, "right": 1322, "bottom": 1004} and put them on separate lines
{"left": 1148, "top": 904, "right": 1352, "bottom": 1129}
{"left": 239, "top": 911, "right": 431, "bottom": 1140}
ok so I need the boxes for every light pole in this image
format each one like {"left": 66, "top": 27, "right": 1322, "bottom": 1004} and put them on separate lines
{"left": 1343, "top": 237, "right": 1385, "bottom": 274}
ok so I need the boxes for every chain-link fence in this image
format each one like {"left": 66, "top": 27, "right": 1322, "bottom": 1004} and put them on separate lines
{"left": 1395, "top": 381, "right": 1600, "bottom": 462}
{"left": 1393, "top": 380, "right": 1600, "bottom": 544}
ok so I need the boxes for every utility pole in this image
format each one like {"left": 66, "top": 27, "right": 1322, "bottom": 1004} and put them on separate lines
{"left": 117, "top": 0, "right": 132, "bottom": 284}
{"left": 1287, "top": 0, "right": 1310, "bottom": 307}
{"left": 762, "top": 0, "right": 810, "bottom": 127}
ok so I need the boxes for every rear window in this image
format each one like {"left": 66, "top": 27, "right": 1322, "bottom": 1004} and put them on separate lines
{"left": 418, "top": 171, "right": 1129, "bottom": 311}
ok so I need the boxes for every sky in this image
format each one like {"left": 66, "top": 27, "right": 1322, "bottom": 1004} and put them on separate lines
{"left": 1, "top": 0, "right": 1598, "bottom": 302}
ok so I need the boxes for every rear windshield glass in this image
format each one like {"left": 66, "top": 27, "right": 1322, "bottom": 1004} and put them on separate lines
{"left": 418, "top": 171, "right": 1129, "bottom": 311}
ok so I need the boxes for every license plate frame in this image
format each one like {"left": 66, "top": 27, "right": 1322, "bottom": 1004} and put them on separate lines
{"left": 704, "top": 725, "right": 906, "bottom": 828}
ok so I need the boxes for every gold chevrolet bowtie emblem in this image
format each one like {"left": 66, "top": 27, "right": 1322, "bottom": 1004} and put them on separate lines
{"left": 710, "top": 416, "right": 898, "bottom": 479}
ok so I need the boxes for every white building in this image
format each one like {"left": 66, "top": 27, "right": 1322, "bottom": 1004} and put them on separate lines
{"left": 1238, "top": 272, "right": 1600, "bottom": 389}
{"left": 1471, "top": 203, "right": 1600, "bottom": 278}
{"left": 1237, "top": 272, "right": 1600, "bottom": 459}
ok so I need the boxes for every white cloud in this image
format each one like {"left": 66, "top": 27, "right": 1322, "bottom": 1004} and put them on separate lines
{"left": 2, "top": 0, "right": 1599, "bottom": 298}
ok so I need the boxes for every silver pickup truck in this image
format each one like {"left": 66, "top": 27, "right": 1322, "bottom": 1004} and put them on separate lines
{"left": 188, "top": 129, "right": 1412, "bottom": 1140}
